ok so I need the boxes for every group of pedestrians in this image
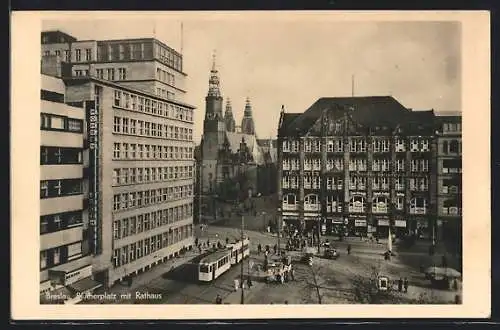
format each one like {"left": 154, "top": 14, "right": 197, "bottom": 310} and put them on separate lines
{"left": 395, "top": 277, "right": 409, "bottom": 293}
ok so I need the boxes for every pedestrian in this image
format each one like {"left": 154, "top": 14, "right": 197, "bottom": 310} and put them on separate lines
{"left": 258, "top": 243, "right": 262, "bottom": 255}
{"left": 265, "top": 244, "right": 270, "bottom": 253}
{"left": 290, "top": 268, "right": 295, "bottom": 281}
{"left": 215, "top": 294, "right": 222, "bottom": 304}
{"left": 195, "top": 237, "right": 198, "bottom": 246}
{"left": 347, "top": 244, "right": 352, "bottom": 255}
{"left": 398, "top": 278, "right": 403, "bottom": 292}
{"left": 226, "top": 237, "right": 229, "bottom": 245}
{"left": 284, "top": 300, "right": 289, "bottom": 305}
{"left": 403, "top": 277, "right": 409, "bottom": 293}
{"left": 247, "top": 277, "right": 252, "bottom": 289}
{"left": 207, "top": 238, "right": 210, "bottom": 246}
{"left": 198, "top": 245, "right": 202, "bottom": 254}
{"left": 273, "top": 244, "right": 277, "bottom": 254}
{"left": 234, "top": 278, "right": 239, "bottom": 292}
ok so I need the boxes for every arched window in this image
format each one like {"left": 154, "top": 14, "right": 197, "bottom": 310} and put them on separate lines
{"left": 349, "top": 195, "right": 366, "bottom": 213}
{"left": 449, "top": 140, "right": 459, "bottom": 153}
{"left": 410, "top": 197, "right": 427, "bottom": 214}
{"left": 442, "top": 141, "right": 449, "bottom": 154}
{"left": 304, "top": 194, "right": 320, "bottom": 211}
{"left": 283, "top": 194, "right": 297, "bottom": 210}
{"left": 372, "top": 196, "right": 389, "bottom": 213}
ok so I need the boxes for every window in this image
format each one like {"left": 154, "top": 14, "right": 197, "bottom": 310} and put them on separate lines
{"left": 410, "top": 197, "right": 427, "bottom": 214}
{"left": 113, "top": 169, "right": 120, "bottom": 185}
{"left": 113, "top": 143, "right": 120, "bottom": 159}
{"left": 396, "top": 197, "right": 404, "bottom": 210}
{"left": 40, "top": 251, "right": 47, "bottom": 270}
{"left": 304, "top": 194, "right": 320, "bottom": 211}
{"left": 349, "top": 196, "right": 365, "bottom": 213}
{"left": 75, "top": 49, "right": 81, "bottom": 62}
{"left": 130, "top": 119, "right": 136, "bottom": 135}
{"left": 40, "top": 147, "right": 82, "bottom": 165}
{"left": 113, "top": 116, "right": 121, "bottom": 133}
{"left": 40, "top": 179, "right": 82, "bottom": 198}
{"left": 118, "top": 68, "right": 127, "bottom": 80}
{"left": 396, "top": 159, "right": 405, "bottom": 172}
{"left": 372, "top": 197, "right": 388, "bottom": 213}
{"left": 114, "top": 90, "right": 122, "bottom": 107}
{"left": 96, "top": 68, "right": 104, "bottom": 79}
{"left": 64, "top": 50, "right": 71, "bottom": 62}
{"left": 122, "top": 118, "right": 129, "bottom": 134}
{"left": 107, "top": 68, "right": 115, "bottom": 80}
{"left": 449, "top": 140, "right": 459, "bottom": 153}
{"left": 395, "top": 138, "right": 406, "bottom": 152}
{"left": 85, "top": 48, "right": 92, "bottom": 61}
{"left": 442, "top": 141, "right": 449, "bottom": 154}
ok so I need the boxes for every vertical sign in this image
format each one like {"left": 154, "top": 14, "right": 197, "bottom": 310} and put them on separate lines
{"left": 86, "top": 100, "right": 99, "bottom": 255}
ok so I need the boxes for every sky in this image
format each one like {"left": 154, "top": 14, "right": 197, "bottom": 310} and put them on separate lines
{"left": 42, "top": 14, "right": 461, "bottom": 143}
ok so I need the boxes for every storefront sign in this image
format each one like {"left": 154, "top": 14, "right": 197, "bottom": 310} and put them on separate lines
{"left": 395, "top": 220, "right": 406, "bottom": 228}
{"left": 355, "top": 219, "right": 367, "bottom": 227}
{"left": 332, "top": 218, "right": 344, "bottom": 224}
{"left": 86, "top": 100, "right": 100, "bottom": 255}
{"left": 378, "top": 219, "right": 390, "bottom": 226}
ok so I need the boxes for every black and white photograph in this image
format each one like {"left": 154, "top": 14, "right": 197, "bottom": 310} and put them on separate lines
{"left": 11, "top": 11, "right": 490, "bottom": 319}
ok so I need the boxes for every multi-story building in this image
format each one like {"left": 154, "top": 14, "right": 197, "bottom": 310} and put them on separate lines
{"left": 435, "top": 112, "right": 462, "bottom": 250}
{"left": 277, "top": 96, "right": 438, "bottom": 240}
{"left": 42, "top": 30, "right": 186, "bottom": 102}
{"left": 40, "top": 74, "right": 101, "bottom": 303}
{"left": 41, "top": 30, "right": 196, "bottom": 288}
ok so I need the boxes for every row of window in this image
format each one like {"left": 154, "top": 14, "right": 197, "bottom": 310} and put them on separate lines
{"left": 40, "top": 210, "right": 83, "bottom": 235}
{"left": 112, "top": 142, "right": 193, "bottom": 161}
{"left": 282, "top": 193, "right": 428, "bottom": 214}
{"left": 442, "top": 123, "right": 461, "bottom": 133}
{"left": 97, "top": 43, "right": 146, "bottom": 62}
{"left": 282, "top": 175, "right": 429, "bottom": 191}
{"left": 43, "top": 48, "right": 92, "bottom": 63}
{"left": 40, "top": 113, "right": 83, "bottom": 133}
{"left": 155, "top": 44, "right": 183, "bottom": 72}
{"left": 95, "top": 68, "right": 127, "bottom": 81}
{"left": 40, "top": 179, "right": 82, "bottom": 199}
{"left": 284, "top": 158, "right": 429, "bottom": 172}
{"left": 156, "top": 88, "right": 176, "bottom": 101}
{"left": 113, "top": 116, "right": 193, "bottom": 141}
{"left": 40, "top": 147, "right": 82, "bottom": 165}
{"left": 112, "top": 184, "right": 194, "bottom": 212}
{"left": 113, "top": 203, "right": 193, "bottom": 240}
{"left": 40, "top": 241, "right": 83, "bottom": 270}
{"left": 156, "top": 68, "right": 176, "bottom": 86}
{"left": 113, "top": 89, "right": 193, "bottom": 122}
{"left": 112, "top": 166, "right": 193, "bottom": 186}
{"left": 113, "top": 224, "right": 192, "bottom": 268}
{"left": 283, "top": 138, "right": 431, "bottom": 153}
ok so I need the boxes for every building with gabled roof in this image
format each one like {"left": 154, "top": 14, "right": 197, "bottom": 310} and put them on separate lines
{"left": 276, "top": 96, "right": 455, "bottom": 244}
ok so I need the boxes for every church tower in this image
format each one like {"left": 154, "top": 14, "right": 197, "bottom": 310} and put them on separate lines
{"left": 202, "top": 52, "right": 226, "bottom": 160}
{"left": 241, "top": 97, "right": 256, "bottom": 135}
{"left": 224, "top": 98, "right": 236, "bottom": 132}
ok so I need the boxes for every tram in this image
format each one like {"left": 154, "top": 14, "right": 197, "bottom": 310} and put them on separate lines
{"left": 198, "top": 237, "right": 250, "bottom": 282}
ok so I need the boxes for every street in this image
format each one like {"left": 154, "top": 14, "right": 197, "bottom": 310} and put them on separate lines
{"left": 81, "top": 224, "right": 461, "bottom": 305}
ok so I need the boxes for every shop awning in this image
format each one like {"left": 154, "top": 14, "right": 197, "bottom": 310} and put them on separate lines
{"left": 67, "top": 277, "right": 102, "bottom": 293}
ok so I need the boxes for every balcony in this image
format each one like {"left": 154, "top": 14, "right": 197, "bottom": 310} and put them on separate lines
{"left": 282, "top": 204, "right": 298, "bottom": 211}
{"left": 304, "top": 204, "right": 320, "bottom": 212}
{"left": 409, "top": 207, "right": 427, "bottom": 215}
{"left": 348, "top": 206, "right": 365, "bottom": 213}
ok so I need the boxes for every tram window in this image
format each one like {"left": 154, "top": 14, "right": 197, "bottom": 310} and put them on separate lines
{"left": 200, "top": 265, "right": 209, "bottom": 273}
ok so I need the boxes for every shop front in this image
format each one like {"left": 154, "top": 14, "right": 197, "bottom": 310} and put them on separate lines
{"left": 376, "top": 216, "right": 391, "bottom": 238}
{"left": 282, "top": 214, "right": 300, "bottom": 235}
{"left": 393, "top": 218, "right": 407, "bottom": 238}
{"left": 352, "top": 216, "right": 367, "bottom": 237}
{"left": 328, "top": 217, "right": 345, "bottom": 235}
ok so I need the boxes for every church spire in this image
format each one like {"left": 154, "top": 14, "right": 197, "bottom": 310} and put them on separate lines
{"left": 224, "top": 98, "right": 236, "bottom": 132}
{"left": 207, "top": 50, "right": 221, "bottom": 98}
{"left": 241, "top": 97, "right": 256, "bottom": 135}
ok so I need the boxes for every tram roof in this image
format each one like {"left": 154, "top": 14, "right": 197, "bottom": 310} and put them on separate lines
{"left": 199, "top": 249, "right": 231, "bottom": 264}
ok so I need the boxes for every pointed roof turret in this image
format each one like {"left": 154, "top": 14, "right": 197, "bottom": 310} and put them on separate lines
{"left": 207, "top": 50, "right": 221, "bottom": 98}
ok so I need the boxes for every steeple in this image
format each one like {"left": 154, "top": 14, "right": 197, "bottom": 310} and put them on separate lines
{"left": 241, "top": 97, "right": 256, "bottom": 135}
{"left": 224, "top": 98, "right": 236, "bottom": 132}
{"left": 207, "top": 50, "right": 221, "bottom": 98}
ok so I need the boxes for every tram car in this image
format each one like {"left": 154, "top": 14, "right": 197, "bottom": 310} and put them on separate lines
{"left": 198, "top": 237, "right": 251, "bottom": 282}
{"left": 226, "top": 237, "right": 250, "bottom": 265}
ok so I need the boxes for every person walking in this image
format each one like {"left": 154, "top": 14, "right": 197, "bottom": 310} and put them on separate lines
{"left": 347, "top": 244, "right": 352, "bottom": 255}
{"left": 398, "top": 278, "right": 403, "bottom": 292}
{"left": 273, "top": 244, "right": 277, "bottom": 254}
{"left": 215, "top": 294, "right": 222, "bottom": 304}
{"left": 290, "top": 268, "right": 295, "bottom": 281}
{"left": 247, "top": 277, "right": 253, "bottom": 289}
{"left": 234, "top": 278, "right": 239, "bottom": 292}
{"left": 195, "top": 237, "right": 199, "bottom": 247}
{"left": 258, "top": 243, "right": 262, "bottom": 255}
{"left": 403, "top": 278, "right": 409, "bottom": 293}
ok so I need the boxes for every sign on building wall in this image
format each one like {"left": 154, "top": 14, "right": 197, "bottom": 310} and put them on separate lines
{"left": 86, "top": 100, "right": 100, "bottom": 255}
